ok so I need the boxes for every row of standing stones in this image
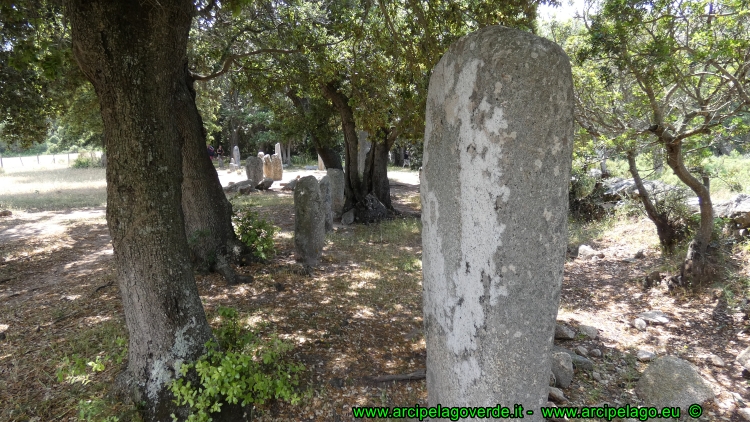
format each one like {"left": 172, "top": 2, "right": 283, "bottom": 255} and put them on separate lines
{"left": 215, "top": 26, "right": 725, "bottom": 419}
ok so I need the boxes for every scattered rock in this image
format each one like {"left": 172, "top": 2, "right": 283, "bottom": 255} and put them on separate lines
{"left": 635, "top": 356, "right": 714, "bottom": 412}
{"left": 0, "top": 324, "right": 7, "bottom": 341}
{"left": 0, "top": 210, "right": 11, "bottom": 217}
{"left": 549, "top": 372, "right": 556, "bottom": 387}
{"left": 592, "top": 371, "right": 603, "bottom": 382}
{"left": 548, "top": 386, "right": 568, "bottom": 403}
{"left": 555, "top": 323, "right": 576, "bottom": 340}
{"left": 577, "top": 244, "right": 598, "bottom": 259}
{"left": 638, "top": 310, "right": 670, "bottom": 325}
{"left": 589, "top": 349, "right": 602, "bottom": 358}
{"left": 707, "top": 354, "right": 725, "bottom": 367}
{"left": 571, "top": 355, "right": 594, "bottom": 371}
{"left": 222, "top": 179, "right": 256, "bottom": 193}
{"left": 551, "top": 352, "right": 574, "bottom": 388}
{"left": 738, "top": 407, "right": 750, "bottom": 421}
{"left": 341, "top": 209, "right": 355, "bottom": 225}
{"left": 714, "top": 194, "right": 750, "bottom": 229}
{"left": 633, "top": 318, "right": 647, "bottom": 331}
{"left": 255, "top": 178, "right": 274, "bottom": 191}
{"left": 238, "top": 185, "right": 255, "bottom": 195}
{"left": 575, "top": 346, "right": 588, "bottom": 357}
{"left": 637, "top": 350, "right": 656, "bottom": 362}
{"left": 579, "top": 325, "right": 599, "bottom": 339}
{"left": 642, "top": 271, "right": 662, "bottom": 290}
{"left": 736, "top": 346, "right": 750, "bottom": 370}
{"left": 634, "top": 249, "right": 645, "bottom": 259}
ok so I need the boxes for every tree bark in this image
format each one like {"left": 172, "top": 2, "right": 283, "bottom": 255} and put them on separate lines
{"left": 178, "top": 66, "right": 249, "bottom": 284}
{"left": 286, "top": 90, "right": 343, "bottom": 170}
{"left": 362, "top": 128, "right": 398, "bottom": 210}
{"left": 657, "top": 130, "right": 714, "bottom": 284}
{"left": 321, "top": 82, "right": 362, "bottom": 209}
{"left": 67, "top": 1, "right": 213, "bottom": 420}
{"left": 626, "top": 151, "right": 680, "bottom": 253}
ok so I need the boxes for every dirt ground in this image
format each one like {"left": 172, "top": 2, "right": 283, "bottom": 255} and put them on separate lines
{"left": 1, "top": 168, "right": 749, "bottom": 421}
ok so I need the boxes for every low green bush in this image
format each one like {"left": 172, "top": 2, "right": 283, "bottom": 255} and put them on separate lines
{"left": 233, "top": 210, "right": 278, "bottom": 260}
{"left": 170, "top": 307, "right": 305, "bottom": 422}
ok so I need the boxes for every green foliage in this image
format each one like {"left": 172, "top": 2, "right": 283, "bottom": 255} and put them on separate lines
{"left": 55, "top": 336, "right": 127, "bottom": 386}
{"left": 169, "top": 307, "right": 305, "bottom": 422}
{"left": 232, "top": 210, "right": 278, "bottom": 260}
{"left": 72, "top": 152, "right": 104, "bottom": 168}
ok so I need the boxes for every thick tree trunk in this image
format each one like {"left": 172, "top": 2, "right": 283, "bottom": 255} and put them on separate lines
{"left": 67, "top": 1, "right": 213, "bottom": 420}
{"left": 321, "top": 82, "right": 362, "bottom": 209}
{"left": 626, "top": 151, "right": 681, "bottom": 253}
{"left": 178, "top": 68, "right": 249, "bottom": 284}
{"left": 286, "top": 90, "right": 343, "bottom": 170}
{"left": 660, "top": 133, "right": 714, "bottom": 285}
{"left": 362, "top": 128, "right": 397, "bottom": 210}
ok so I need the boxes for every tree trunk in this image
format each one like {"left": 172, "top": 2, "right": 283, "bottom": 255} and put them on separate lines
{"left": 178, "top": 67, "right": 249, "bottom": 284}
{"left": 393, "top": 145, "right": 405, "bottom": 167}
{"left": 626, "top": 151, "right": 681, "bottom": 253}
{"left": 67, "top": 1, "right": 213, "bottom": 420}
{"left": 321, "top": 82, "right": 362, "bottom": 210}
{"left": 316, "top": 145, "right": 343, "bottom": 170}
{"left": 660, "top": 133, "right": 714, "bottom": 285}
{"left": 362, "top": 128, "right": 397, "bottom": 210}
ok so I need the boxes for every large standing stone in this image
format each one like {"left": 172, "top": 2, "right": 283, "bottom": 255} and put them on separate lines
{"left": 421, "top": 26, "right": 574, "bottom": 416}
{"left": 245, "top": 156, "right": 264, "bottom": 186}
{"left": 270, "top": 154, "right": 283, "bottom": 181}
{"left": 357, "top": 131, "right": 370, "bottom": 176}
{"left": 294, "top": 176, "right": 325, "bottom": 266}
{"left": 275, "top": 142, "right": 282, "bottom": 157}
{"left": 326, "top": 168, "right": 345, "bottom": 217}
{"left": 319, "top": 175, "right": 334, "bottom": 233}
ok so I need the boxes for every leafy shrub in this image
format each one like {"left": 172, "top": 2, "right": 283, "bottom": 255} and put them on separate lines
{"left": 233, "top": 210, "right": 277, "bottom": 260}
{"left": 170, "top": 307, "right": 305, "bottom": 422}
{"left": 72, "top": 152, "right": 104, "bottom": 168}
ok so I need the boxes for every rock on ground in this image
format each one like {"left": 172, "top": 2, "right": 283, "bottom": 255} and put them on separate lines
{"left": 635, "top": 356, "right": 714, "bottom": 411}
{"left": 551, "top": 352, "right": 574, "bottom": 388}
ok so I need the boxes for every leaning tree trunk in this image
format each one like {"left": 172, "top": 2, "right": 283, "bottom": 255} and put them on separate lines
{"left": 315, "top": 144, "right": 343, "bottom": 170}
{"left": 67, "top": 1, "right": 213, "bottom": 420}
{"left": 177, "top": 68, "right": 249, "bottom": 284}
{"left": 321, "top": 82, "right": 362, "bottom": 210}
{"left": 660, "top": 133, "right": 714, "bottom": 285}
{"left": 626, "top": 151, "right": 681, "bottom": 253}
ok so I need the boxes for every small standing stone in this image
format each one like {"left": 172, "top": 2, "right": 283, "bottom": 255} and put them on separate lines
{"left": 245, "top": 156, "right": 264, "bottom": 186}
{"left": 294, "top": 176, "right": 325, "bottom": 266}
{"left": 270, "top": 154, "right": 283, "bottom": 181}
{"left": 318, "top": 154, "right": 325, "bottom": 170}
{"left": 233, "top": 145, "right": 241, "bottom": 172}
{"left": 262, "top": 154, "right": 272, "bottom": 178}
{"left": 341, "top": 209, "right": 355, "bottom": 226}
{"left": 275, "top": 142, "right": 281, "bottom": 157}
{"left": 326, "top": 168, "right": 345, "bottom": 217}
{"left": 319, "top": 175, "right": 333, "bottom": 233}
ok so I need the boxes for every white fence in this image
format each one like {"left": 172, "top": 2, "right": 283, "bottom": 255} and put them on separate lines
{"left": 0, "top": 152, "right": 103, "bottom": 169}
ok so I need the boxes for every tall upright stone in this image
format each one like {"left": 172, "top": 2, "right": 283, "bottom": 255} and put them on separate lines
{"left": 262, "top": 154, "right": 272, "bottom": 179}
{"left": 270, "top": 155, "right": 283, "bottom": 181}
{"left": 326, "top": 168, "right": 345, "bottom": 217}
{"left": 421, "top": 26, "right": 574, "bottom": 418}
{"left": 245, "top": 156, "right": 264, "bottom": 186}
{"left": 319, "top": 175, "right": 334, "bottom": 233}
{"left": 294, "top": 176, "right": 325, "bottom": 266}
{"left": 357, "top": 131, "right": 370, "bottom": 176}
{"left": 232, "top": 146, "right": 240, "bottom": 172}
{"left": 275, "top": 142, "right": 282, "bottom": 157}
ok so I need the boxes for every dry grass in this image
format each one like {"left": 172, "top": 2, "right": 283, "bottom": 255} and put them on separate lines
{"left": 0, "top": 166, "right": 106, "bottom": 211}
